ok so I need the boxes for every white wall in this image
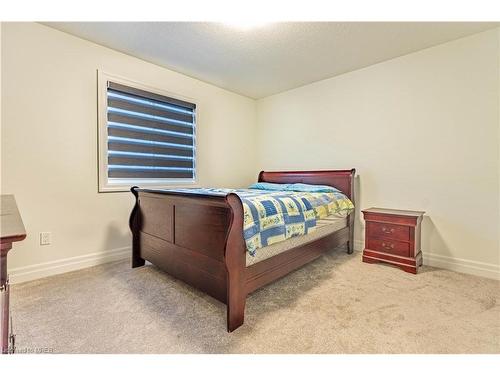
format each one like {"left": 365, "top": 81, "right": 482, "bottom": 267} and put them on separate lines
{"left": 1, "top": 23, "right": 256, "bottom": 280}
{"left": 2, "top": 23, "right": 499, "bottom": 282}
{"left": 0, "top": 22, "right": 2, "bottom": 192}
{"left": 257, "top": 29, "right": 500, "bottom": 279}
{"left": 498, "top": 28, "right": 500, "bottom": 280}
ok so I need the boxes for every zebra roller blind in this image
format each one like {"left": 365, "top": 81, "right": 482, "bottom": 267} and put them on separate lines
{"left": 106, "top": 81, "right": 196, "bottom": 181}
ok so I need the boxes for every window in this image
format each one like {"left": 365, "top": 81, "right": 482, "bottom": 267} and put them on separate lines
{"left": 98, "top": 72, "right": 196, "bottom": 192}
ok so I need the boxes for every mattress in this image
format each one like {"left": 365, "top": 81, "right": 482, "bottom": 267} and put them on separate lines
{"left": 245, "top": 214, "right": 348, "bottom": 266}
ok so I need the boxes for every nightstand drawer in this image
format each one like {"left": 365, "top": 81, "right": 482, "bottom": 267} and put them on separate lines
{"left": 366, "top": 222, "right": 410, "bottom": 241}
{"left": 366, "top": 238, "right": 410, "bottom": 257}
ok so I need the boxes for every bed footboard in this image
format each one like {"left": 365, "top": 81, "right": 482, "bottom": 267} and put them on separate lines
{"left": 129, "top": 168, "right": 356, "bottom": 332}
{"left": 224, "top": 194, "right": 247, "bottom": 331}
{"left": 130, "top": 188, "right": 234, "bottom": 303}
{"left": 129, "top": 187, "right": 247, "bottom": 331}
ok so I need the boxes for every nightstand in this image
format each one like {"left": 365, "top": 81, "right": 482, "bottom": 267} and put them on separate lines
{"left": 362, "top": 207, "right": 425, "bottom": 274}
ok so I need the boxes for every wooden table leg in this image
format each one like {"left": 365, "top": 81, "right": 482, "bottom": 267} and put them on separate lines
{"left": 1, "top": 195, "right": 27, "bottom": 354}
{"left": 1, "top": 244, "right": 12, "bottom": 354}
{"left": 1, "top": 281, "right": 9, "bottom": 354}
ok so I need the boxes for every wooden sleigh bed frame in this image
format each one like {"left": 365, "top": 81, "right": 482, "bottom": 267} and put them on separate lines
{"left": 129, "top": 169, "right": 356, "bottom": 331}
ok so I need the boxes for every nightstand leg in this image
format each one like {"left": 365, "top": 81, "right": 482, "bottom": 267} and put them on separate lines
{"left": 363, "top": 251, "right": 422, "bottom": 275}
{"left": 401, "top": 265, "right": 418, "bottom": 274}
{"left": 362, "top": 255, "right": 378, "bottom": 264}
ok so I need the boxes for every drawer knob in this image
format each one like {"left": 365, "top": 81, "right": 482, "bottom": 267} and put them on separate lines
{"left": 381, "top": 242, "right": 395, "bottom": 250}
{"left": 381, "top": 227, "right": 395, "bottom": 234}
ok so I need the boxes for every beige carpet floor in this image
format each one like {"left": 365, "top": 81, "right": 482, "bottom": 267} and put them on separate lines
{"left": 10, "top": 249, "right": 500, "bottom": 354}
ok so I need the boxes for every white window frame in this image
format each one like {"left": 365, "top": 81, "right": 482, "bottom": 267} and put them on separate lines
{"left": 97, "top": 71, "right": 198, "bottom": 192}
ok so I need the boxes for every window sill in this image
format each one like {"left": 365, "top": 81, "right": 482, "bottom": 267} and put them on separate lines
{"left": 98, "top": 179, "right": 198, "bottom": 193}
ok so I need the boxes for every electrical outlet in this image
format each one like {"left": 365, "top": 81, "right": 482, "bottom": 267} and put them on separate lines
{"left": 40, "top": 232, "right": 51, "bottom": 245}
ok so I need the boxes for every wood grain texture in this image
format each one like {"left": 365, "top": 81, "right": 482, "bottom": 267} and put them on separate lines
{"left": 366, "top": 221, "right": 410, "bottom": 242}
{"left": 362, "top": 207, "right": 424, "bottom": 274}
{"left": 258, "top": 169, "right": 355, "bottom": 201}
{"left": 0, "top": 195, "right": 27, "bottom": 247}
{"left": 129, "top": 169, "right": 356, "bottom": 331}
{"left": 1, "top": 195, "right": 27, "bottom": 285}
{"left": 140, "top": 232, "right": 227, "bottom": 303}
{"left": 175, "top": 204, "right": 230, "bottom": 261}
{"left": 224, "top": 194, "right": 247, "bottom": 331}
{"left": 366, "top": 238, "right": 410, "bottom": 257}
{"left": 1, "top": 195, "right": 27, "bottom": 354}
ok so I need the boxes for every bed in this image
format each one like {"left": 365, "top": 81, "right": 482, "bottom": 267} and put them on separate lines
{"left": 129, "top": 169, "right": 356, "bottom": 331}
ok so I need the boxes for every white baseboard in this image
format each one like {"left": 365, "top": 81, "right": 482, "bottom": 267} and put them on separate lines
{"left": 8, "top": 242, "right": 500, "bottom": 284}
{"left": 353, "top": 240, "right": 364, "bottom": 252}
{"left": 354, "top": 239, "right": 499, "bottom": 280}
{"left": 423, "top": 252, "right": 500, "bottom": 280}
{"left": 9, "top": 247, "right": 131, "bottom": 284}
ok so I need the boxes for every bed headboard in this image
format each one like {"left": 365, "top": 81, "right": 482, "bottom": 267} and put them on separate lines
{"left": 258, "top": 169, "right": 356, "bottom": 200}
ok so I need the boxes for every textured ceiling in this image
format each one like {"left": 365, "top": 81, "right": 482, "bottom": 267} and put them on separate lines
{"left": 44, "top": 22, "right": 498, "bottom": 98}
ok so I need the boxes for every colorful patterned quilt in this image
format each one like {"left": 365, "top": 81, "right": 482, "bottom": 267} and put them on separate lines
{"left": 161, "top": 187, "right": 354, "bottom": 256}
